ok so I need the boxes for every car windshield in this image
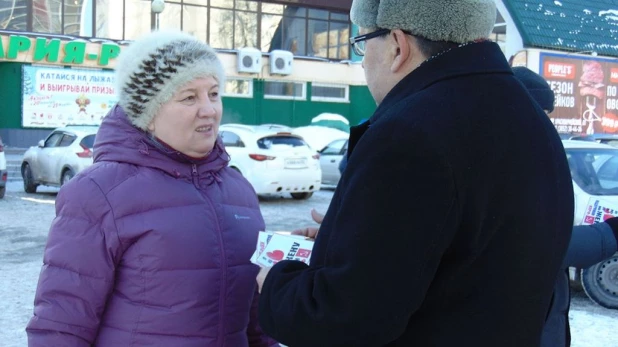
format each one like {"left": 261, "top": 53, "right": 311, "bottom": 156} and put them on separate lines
{"left": 566, "top": 148, "right": 618, "bottom": 195}
{"left": 257, "top": 135, "right": 308, "bottom": 150}
{"left": 80, "top": 134, "right": 96, "bottom": 149}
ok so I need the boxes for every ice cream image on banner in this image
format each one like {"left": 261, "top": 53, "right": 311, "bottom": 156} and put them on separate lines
{"left": 579, "top": 61, "right": 605, "bottom": 134}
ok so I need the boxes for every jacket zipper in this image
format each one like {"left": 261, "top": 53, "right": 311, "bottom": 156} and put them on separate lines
{"left": 191, "top": 164, "right": 199, "bottom": 188}
{"left": 196, "top": 164, "right": 227, "bottom": 346}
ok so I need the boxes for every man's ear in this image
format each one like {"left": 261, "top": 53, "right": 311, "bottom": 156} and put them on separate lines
{"left": 390, "top": 30, "right": 412, "bottom": 73}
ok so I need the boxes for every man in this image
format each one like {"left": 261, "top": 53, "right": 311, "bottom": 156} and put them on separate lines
{"left": 257, "top": 0, "right": 574, "bottom": 345}
{"left": 511, "top": 67, "right": 618, "bottom": 347}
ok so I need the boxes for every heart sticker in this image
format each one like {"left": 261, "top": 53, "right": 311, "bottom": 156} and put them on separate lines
{"left": 266, "top": 250, "right": 284, "bottom": 261}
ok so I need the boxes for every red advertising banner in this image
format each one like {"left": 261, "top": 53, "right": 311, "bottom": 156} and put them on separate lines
{"left": 540, "top": 53, "right": 618, "bottom": 135}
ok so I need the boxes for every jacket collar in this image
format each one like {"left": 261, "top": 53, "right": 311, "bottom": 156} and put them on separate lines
{"left": 94, "top": 105, "right": 229, "bottom": 180}
{"left": 370, "top": 41, "right": 512, "bottom": 124}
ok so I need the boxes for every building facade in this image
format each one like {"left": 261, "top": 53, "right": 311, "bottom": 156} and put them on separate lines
{"left": 1, "top": 0, "right": 509, "bottom": 147}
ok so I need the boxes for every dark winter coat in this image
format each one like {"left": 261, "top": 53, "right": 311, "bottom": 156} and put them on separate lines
{"left": 26, "top": 106, "right": 277, "bottom": 347}
{"left": 541, "top": 223, "right": 618, "bottom": 347}
{"left": 258, "top": 41, "right": 574, "bottom": 346}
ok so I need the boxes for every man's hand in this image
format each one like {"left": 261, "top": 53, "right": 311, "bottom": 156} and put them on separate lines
{"left": 256, "top": 266, "right": 271, "bottom": 293}
{"left": 291, "top": 209, "right": 324, "bottom": 239}
{"left": 311, "top": 208, "right": 324, "bottom": 224}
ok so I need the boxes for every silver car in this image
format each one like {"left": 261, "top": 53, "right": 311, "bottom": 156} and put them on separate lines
{"left": 21, "top": 126, "right": 98, "bottom": 193}
{"left": 318, "top": 139, "right": 348, "bottom": 186}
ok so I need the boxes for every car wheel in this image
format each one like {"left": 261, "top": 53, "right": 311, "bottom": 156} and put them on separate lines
{"left": 581, "top": 256, "right": 618, "bottom": 309}
{"left": 61, "top": 169, "right": 75, "bottom": 186}
{"left": 0, "top": 186, "right": 5, "bottom": 199}
{"left": 22, "top": 164, "right": 38, "bottom": 193}
{"left": 291, "top": 192, "right": 313, "bottom": 200}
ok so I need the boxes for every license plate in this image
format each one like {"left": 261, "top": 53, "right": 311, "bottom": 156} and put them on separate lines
{"left": 285, "top": 158, "right": 307, "bottom": 168}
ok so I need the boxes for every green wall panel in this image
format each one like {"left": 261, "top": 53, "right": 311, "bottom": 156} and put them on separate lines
{"left": 0, "top": 62, "right": 23, "bottom": 129}
{"left": 349, "top": 85, "right": 376, "bottom": 125}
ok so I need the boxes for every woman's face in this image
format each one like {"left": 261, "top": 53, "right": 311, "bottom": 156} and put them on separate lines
{"left": 148, "top": 76, "right": 222, "bottom": 158}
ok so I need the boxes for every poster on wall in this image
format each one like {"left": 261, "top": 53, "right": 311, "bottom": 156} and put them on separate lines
{"left": 22, "top": 66, "right": 117, "bottom": 128}
{"left": 540, "top": 53, "right": 618, "bottom": 135}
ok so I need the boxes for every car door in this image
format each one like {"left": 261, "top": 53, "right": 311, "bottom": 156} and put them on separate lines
{"left": 36, "top": 132, "right": 65, "bottom": 183}
{"left": 319, "top": 139, "right": 347, "bottom": 185}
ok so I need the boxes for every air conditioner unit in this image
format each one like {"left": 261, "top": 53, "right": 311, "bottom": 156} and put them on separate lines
{"left": 269, "top": 50, "right": 293, "bottom": 75}
{"left": 237, "top": 47, "right": 262, "bottom": 74}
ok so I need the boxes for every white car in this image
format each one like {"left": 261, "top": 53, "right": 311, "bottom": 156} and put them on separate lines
{"left": 563, "top": 140, "right": 618, "bottom": 308}
{"left": 318, "top": 138, "right": 348, "bottom": 186}
{"left": 292, "top": 125, "right": 349, "bottom": 152}
{"left": 0, "top": 135, "right": 6, "bottom": 199}
{"left": 21, "top": 126, "right": 98, "bottom": 193}
{"left": 219, "top": 124, "right": 321, "bottom": 199}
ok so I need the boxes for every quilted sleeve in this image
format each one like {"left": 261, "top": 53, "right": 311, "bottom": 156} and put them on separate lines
{"left": 26, "top": 174, "right": 123, "bottom": 346}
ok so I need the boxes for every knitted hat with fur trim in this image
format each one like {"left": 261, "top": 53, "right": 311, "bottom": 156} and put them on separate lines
{"left": 114, "top": 30, "right": 225, "bottom": 131}
{"left": 350, "top": 0, "right": 496, "bottom": 44}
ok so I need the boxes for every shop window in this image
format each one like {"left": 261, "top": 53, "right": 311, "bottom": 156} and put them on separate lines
{"left": 210, "top": 0, "right": 232, "bottom": 9}
{"left": 234, "top": 10, "right": 258, "bottom": 49}
{"left": 235, "top": 0, "right": 257, "bottom": 11}
{"left": 311, "top": 83, "right": 349, "bottom": 102}
{"left": 210, "top": 8, "right": 234, "bottom": 49}
{"left": 0, "top": 0, "right": 27, "bottom": 31}
{"left": 224, "top": 79, "right": 253, "bottom": 98}
{"left": 264, "top": 81, "right": 306, "bottom": 100}
{"left": 183, "top": 5, "right": 208, "bottom": 43}
{"left": 122, "top": 0, "right": 150, "bottom": 40}
{"left": 261, "top": 13, "right": 282, "bottom": 52}
{"left": 158, "top": 2, "right": 181, "bottom": 31}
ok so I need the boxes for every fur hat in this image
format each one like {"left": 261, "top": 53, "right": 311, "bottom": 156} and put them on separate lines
{"left": 350, "top": 0, "right": 496, "bottom": 44}
{"left": 512, "top": 67, "right": 555, "bottom": 113}
{"left": 115, "top": 30, "right": 225, "bottom": 130}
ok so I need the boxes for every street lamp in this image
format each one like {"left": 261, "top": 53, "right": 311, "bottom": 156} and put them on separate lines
{"left": 151, "top": 0, "right": 165, "bottom": 30}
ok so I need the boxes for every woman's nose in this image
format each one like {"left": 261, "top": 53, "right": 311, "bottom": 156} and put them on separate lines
{"left": 197, "top": 99, "right": 217, "bottom": 117}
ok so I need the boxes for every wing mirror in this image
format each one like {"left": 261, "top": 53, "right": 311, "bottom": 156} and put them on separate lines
{"left": 38, "top": 140, "right": 44, "bottom": 148}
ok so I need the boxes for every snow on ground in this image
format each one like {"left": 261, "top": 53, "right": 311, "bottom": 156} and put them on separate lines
{"left": 1, "top": 182, "right": 618, "bottom": 346}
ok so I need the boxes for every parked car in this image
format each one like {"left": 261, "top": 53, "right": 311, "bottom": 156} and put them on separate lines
{"left": 318, "top": 138, "right": 348, "bottom": 186}
{"left": 292, "top": 125, "right": 349, "bottom": 152}
{"left": 219, "top": 124, "right": 321, "bottom": 199}
{"left": 0, "top": 135, "right": 7, "bottom": 199}
{"left": 569, "top": 133, "right": 618, "bottom": 147}
{"left": 563, "top": 140, "right": 618, "bottom": 308}
{"left": 21, "top": 126, "right": 98, "bottom": 193}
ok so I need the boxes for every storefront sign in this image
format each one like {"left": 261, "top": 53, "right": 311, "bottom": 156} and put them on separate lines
{"left": 541, "top": 53, "right": 618, "bottom": 134}
{"left": 0, "top": 34, "right": 121, "bottom": 68}
{"left": 22, "top": 66, "right": 117, "bottom": 128}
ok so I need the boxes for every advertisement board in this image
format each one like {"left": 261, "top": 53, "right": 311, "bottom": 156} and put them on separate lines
{"left": 540, "top": 53, "right": 618, "bottom": 135}
{"left": 22, "top": 65, "right": 117, "bottom": 128}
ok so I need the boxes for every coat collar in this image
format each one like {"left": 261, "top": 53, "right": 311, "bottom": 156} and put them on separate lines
{"left": 370, "top": 41, "right": 512, "bottom": 124}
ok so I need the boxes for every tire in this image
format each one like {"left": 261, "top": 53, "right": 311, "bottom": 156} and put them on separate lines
{"left": 61, "top": 169, "right": 75, "bottom": 186}
{"left": 291, "top": 192, "right": 313, "bottom": 200}
{"left": 22, "top": 164, "right": 38, "bottom": 194}
{"left": 581, "top": 256, "right": 618, "bottom": 309}
{"left": 0, "top": 186, "right": 5, "bottom": 199}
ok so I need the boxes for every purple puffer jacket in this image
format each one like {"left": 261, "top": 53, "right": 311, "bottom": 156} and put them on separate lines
{"left": 26, "top": 106, "right": 278, "bottom": 347}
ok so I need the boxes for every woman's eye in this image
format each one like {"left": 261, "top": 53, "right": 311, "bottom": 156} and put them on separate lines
{"left": 210, "top": 92, "right": 219, "bottom": 98}
{"left": 182, "top": 95, "right": 196, "bottom": 102}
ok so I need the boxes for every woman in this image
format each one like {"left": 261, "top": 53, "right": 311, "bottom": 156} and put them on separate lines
{"left": 26, "top": 30, "right": 277, "bottom": 347}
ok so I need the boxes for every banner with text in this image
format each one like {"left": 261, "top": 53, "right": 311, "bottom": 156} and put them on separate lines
{"left": 540, "top": 53, "right": 618, "bottom": 135}
{"left": 22, "top": 66, "right": 117, "bottom": 128}
{"left": 581, "top": 197, "right": 618, "bottom": 225}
